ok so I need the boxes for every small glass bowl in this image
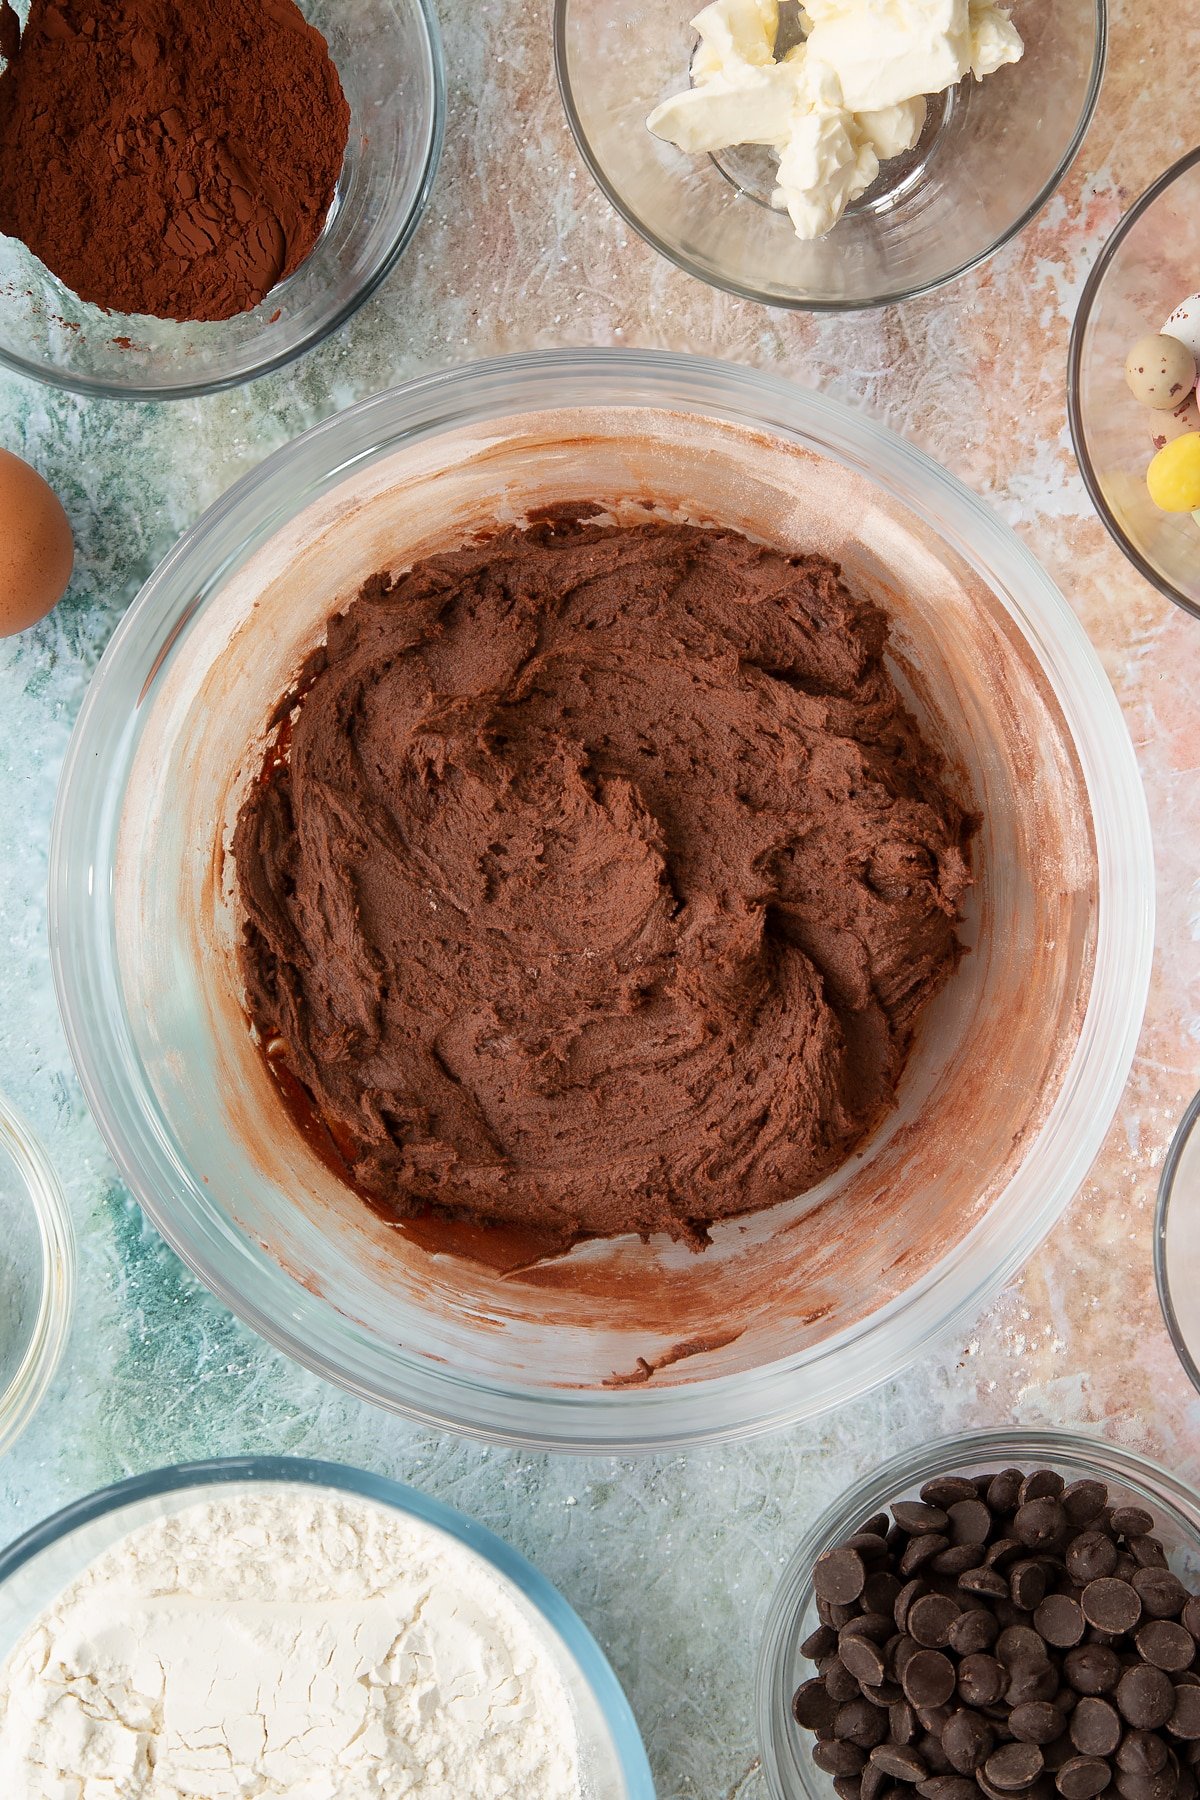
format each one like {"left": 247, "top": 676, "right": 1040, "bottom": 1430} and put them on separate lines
{"left": 0, "top": 0, "right": 444, "bottom": 399}
{"left": 554, "top": 0, "right": 1105, "bottom": 311}
{"left": 0, "top": 1093, "right": 73, "bottom": 1459}
{"left": 0, "top": 1457, "right": 654, "bottom": 1799}
{"left": 1069, "top": 149, "right": 1200, "bottom": 622}
{"left": 756, "top": 1429, "right": 1200, "bottom": 1800}
{"left": 1155, "top": 1088, "right": 1200, "bottom": 1391}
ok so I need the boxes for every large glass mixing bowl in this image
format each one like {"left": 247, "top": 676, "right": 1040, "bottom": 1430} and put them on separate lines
{"left": 49, "top": 351, "right": 1152, "bottom": 1451}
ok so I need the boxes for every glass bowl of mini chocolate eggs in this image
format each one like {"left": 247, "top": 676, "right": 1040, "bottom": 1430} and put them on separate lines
{"left": 1070, "top": 148, "right": 1200, "bottom": 622}
{"left": 758, "top": 1429, "right": 1200, "bottom": 1800}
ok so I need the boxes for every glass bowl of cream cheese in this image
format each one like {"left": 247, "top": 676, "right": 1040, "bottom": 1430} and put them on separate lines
{"left": 554, "top": 0, "right": 1106, "bottom": 310}
{"left": 48, "top": 350, "right": 1151, "bottom": 1452}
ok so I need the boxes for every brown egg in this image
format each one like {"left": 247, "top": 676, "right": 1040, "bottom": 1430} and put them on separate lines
{"left": 0, "top": 446, "right": 74, "bottom": 635}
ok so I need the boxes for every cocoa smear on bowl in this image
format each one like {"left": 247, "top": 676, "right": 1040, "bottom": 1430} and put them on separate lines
{"left": 0, "top": 0, "right": 349, "bottom": 322}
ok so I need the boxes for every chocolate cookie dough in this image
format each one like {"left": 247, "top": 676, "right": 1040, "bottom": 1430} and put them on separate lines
{"left": 233, "top": 516, "right": 975, "bottom": 1244}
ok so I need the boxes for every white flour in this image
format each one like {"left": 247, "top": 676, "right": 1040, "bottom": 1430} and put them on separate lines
{"left": 0, "top": 1487, "right": 582, "bottom": 1799}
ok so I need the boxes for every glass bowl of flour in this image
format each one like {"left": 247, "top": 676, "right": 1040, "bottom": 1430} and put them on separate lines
{"left": 0, "top": 1093, "right": 73, "bottom": 1460}
{"left": 0, "top": 1457, "right": 654, "bottom": 1798}
{"left": 554, "top": 0, "right": 1106, "bottom": 309}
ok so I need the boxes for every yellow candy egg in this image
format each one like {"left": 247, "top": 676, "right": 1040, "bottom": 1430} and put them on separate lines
{"left": 1147, "top": 432, "right": 1200, "bottom": 512}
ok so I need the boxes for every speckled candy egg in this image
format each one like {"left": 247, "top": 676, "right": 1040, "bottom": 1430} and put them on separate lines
{"left": 1125, "top": 332, "right": 1197, "bottom": 410}
{"left": 0, "top": 447, "right": 74, "bottom": 635}
{"left": 1147, "top": 432, "right": 1200, "bottom": 511}
{"left": 1163, "top": 292, "right": 1200, "bottom": 362}
{"left": 1149, "top": 392, "right": 1200, "bottom": 451}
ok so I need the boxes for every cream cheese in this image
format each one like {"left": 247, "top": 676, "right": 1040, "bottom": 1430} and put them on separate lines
{"left": 646, "top": 0, "right": 1023, "bottom": 239}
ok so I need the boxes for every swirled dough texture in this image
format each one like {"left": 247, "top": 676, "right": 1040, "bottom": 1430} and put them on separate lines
{"left": 233, "top": 517, "right": 975, "bottom": 1244}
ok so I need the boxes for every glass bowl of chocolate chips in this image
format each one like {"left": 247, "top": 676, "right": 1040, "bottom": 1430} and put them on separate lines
{"left": 759, "top": 1431, "right": 1200, "bottom": 1800}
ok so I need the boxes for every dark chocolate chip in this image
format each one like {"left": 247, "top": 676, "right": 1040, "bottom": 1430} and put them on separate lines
{"left": 842, "top": 1637, "right": 891, "bottom": 1687}
{"left": 933, "top": 1546, "right": 988, "bottom": 1576}
{"left": 834, "top": 1779, "right": 864, "bottom": 1800}
{"left": 894, "top": 1502, "right": 953, "bottom": 1535}
{"left": 1016, "top": 1501, "right": 1069, "bottom": 1551}
{"left": 923, "top": 1478, "right": 985, "bottom": 1510}
{"left": 962, "top": 1568, "right": 1013, "bottom": 1600}
{"left": 1036, "top": 1595, "right": 1086, "bottom": 1649}
{"left": 901, "top": 1537, "right": 953, "bottom": 1577}
{"left": 948, "top": 1499, "right": 994, "bottom": 1546}
{"left": 1070, "top": 1697, "right": 1123, "bottom": 1756}
{"left": 1008, "top": 1666, "right": 1063, "bottom": 1707}
{"left": 950, "top": 1609, "right": 1001, "bottom": 1655}
{"left": 1062, "top": 1484, "right": 1110, "bottom": 1528}
{"left": 818, "top": 1547, "right": 869, "bottom": 1605}
{"left": 1138, "top": 1623, "right": 1197, "bottom": 1674}
{"left": 863, "top": 1681, "right": 906, "bottom": 1707}
{"left": 1012, "top": 1562, "right": 1051, "bottom": 1611}
{"left": 862, "top": 1513, "right": 893, "bottom": 1537}
{"left": 942, "top": 1709, "right": 995, "bottom": 1773}
{"left": 1132, "top": 1540, "right": 1171, "bottom": 1573}
{"left": 1118, "top": 1732, "right": 1170, "bottom": 1776}
{"left": 1135, "top": 1572, "right": 1189, "bottom": 1621}
{"left": 990, "top": 1541, "right": 1031, "bottom": 1571}
{"left": 815, "top": 1739, "right": 870, "bottom": 1775}
{"left": 844, "top": 1613, "right": 900, "bottom": 1644}
{"left": 987, "top": 1472, "right": 1026, "bottom": 1514}
{"left": 1170, "top": 1687, "right": 1200, "bottom": 1741}
{"left": 1068, "top": 1535, "right": 1120, "bottom": 1586}
{"left": 918, "top": 1779, "right": 979, "bottom": 1800}
{"left": 837, "top": 1699, "right": 892, "bottom": 1749}
{"left": 795, "top": 1677, "right": 839, "bottom": 1729}
{"left": 803, "top": 1624, "right": 839, "bottom": 1661}
{"left": 848, "top": 1532, "right": 894, "bottom": 1562}
{"left": 959, "top": 1654, "right": 1008, "bottom": 1707}
{"left": 910, "top": 1595, "right": 962, "bottom": 1649}
{"left": 897, "top": 1581, "right": 931, "bottom": 1631}
{"left": 1111, "top": 1510, "right": 1157, "bottom": 1540}
{"left": 866, "top": 1573, "right": 905, "bottom": 1616}
{"left": 825, "top": 1656, "right": 864, "bottom": 1702}
{"left": 998, "top": 1627, "right": 1051, "bottom": 1670}
{"left": 1056, "top": 1756, "right": 1114, "bottom": 1799}
{"left": 903, "top": 1650, "right": 958, "bottom": 1709}
{"left": 863, "top": 1771, "right": 892, "bottom": 1800}
{"left": 986, "top": 1743, "right": 1047, "bottom": 1790}
{"left": 1119, "top": 1667, "right": 1179, "bottom": 1731}
{"left": 1082, "top": 1579, "right": 1143, "bottom": 1635}
{"left": 1010, "top": 1704, "right": 1067, "bottom": 1746}
{"left": 1064, "top": 1646, "right": 1122, "bottom": 1696}
{"left": 871, "top": 1744, "right": 930, "bottom": 1783}
{"left": 1182, "top": 1600, "right": 1200, "bottom": 1642}
{"left": 891, "top": 1700, "right": 919, "bottom": 1745}
{"left": 1021, "top": 1473, "right": 1068, "bottom": 1505}
{"left": 893, "top": 1637, "right": 920, "bottom": 1681}
{"left": 1112, "top": 1767, "right": 1180, "bottom": 1800}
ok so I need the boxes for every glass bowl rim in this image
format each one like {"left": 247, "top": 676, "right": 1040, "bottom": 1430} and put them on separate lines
{"left": 1154, "top": 1085, "right": 1200, "bottom": 1395}
{"left": 0, "top": 0, "right": 446, "bottom": 403}
{"left": 552, "top": 0, "right": 1108, "bottom": 313}
{"left": 755, "top": 1425, "right": 1200, "bottom": 1800}
{"left": 1067, "top": 142, "right": 1200, "bottom": 625}
{"left": 48, "top": 347, "right": 1153, "bottom": 1451}
{"left": 0, "top": 1452, "right": 655, "bottom": 1799}
{"left": 0, "top": 1091, "right": 74, "bottom": 1460}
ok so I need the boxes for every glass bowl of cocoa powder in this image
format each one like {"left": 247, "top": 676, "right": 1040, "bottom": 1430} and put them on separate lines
{"left": 0, "top": 0, "right": 444, "bottom": 399}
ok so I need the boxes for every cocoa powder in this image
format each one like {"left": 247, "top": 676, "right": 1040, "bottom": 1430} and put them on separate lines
{"left": 0, "top": 0, "right": 350, "bottom": 322}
